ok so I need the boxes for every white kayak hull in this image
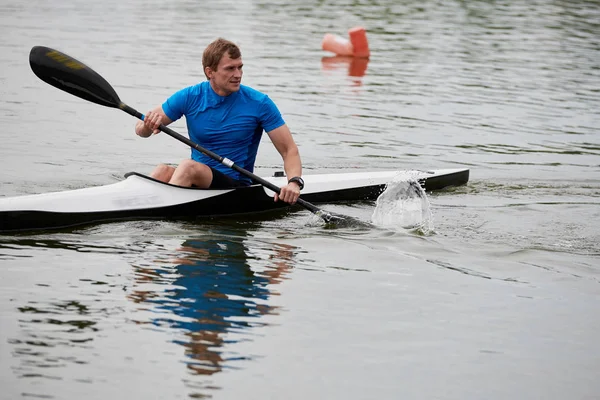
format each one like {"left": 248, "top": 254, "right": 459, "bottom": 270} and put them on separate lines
{"left": 0, "top": 168, "right": 469, "bottom": 232}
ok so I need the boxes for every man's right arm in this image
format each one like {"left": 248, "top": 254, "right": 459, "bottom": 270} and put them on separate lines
{"left": 135, "top": 106, "right": 173, "bottom": 138}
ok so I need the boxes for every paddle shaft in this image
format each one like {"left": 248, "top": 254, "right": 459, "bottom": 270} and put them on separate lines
{"left": 119, "top": 104, "right": 322, "bottom": 214}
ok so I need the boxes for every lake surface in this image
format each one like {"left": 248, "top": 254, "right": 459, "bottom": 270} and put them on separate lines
{"left": 1, "top": 0, "right": 599, "bottom": 399}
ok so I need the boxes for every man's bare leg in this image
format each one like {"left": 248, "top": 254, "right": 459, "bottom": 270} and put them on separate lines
{"left": 169, "top": 159, "right": 213, "bottom": 188}
{"left": 151, "top": 164, "right": 176, "bottom": 182}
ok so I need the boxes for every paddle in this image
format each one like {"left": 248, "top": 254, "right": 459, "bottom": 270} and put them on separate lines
{"left": 28, "top": 46, "right": 350, "bottom": 225}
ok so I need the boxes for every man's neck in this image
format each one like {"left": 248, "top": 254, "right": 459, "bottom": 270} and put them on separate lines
{"left": 209, "top": 80, "right": 232, "bottom": 97}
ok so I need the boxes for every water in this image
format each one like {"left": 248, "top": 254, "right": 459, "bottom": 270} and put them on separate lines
{"left": 1, "top": 0, "right": 599, "bottom": 399}
{"left": 371, "top": 177, "right": 434, "bottom": 233}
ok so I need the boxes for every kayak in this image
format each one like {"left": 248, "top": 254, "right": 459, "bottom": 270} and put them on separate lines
{"left": 19, "top": 48, "right": 469, "bottom": 232}
{"left": 0, "top": 168, "right": 469, "bottom": 233}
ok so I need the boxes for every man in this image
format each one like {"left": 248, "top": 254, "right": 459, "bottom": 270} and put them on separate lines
{"left": 135, "top": 38, "right": 304, "bottom": 204}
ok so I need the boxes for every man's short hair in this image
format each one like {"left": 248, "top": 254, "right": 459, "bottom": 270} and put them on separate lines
{"left": 202, "top": 38, "right": 241, "bottom": 79}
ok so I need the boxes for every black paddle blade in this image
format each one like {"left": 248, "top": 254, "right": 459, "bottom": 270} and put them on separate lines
{"left": 29, "top": 46, "right": 121, "bottom": 108}
{"left": 316, "top": 210, "right": 372, "bottom": 229}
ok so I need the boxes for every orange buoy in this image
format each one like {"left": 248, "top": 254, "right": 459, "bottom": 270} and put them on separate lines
{"left": 322, "top": 27, "right": 370, "bottom": 59}
{"left": 348, "top": 26, "right": 370, "bottom": 58}
{"left": 321, "top": 33, "right": 354, "bottom": 57}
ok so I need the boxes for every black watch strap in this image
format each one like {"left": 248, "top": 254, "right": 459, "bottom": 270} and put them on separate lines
{"left": 288, "top": 176, "right": 304, "bottom": 190}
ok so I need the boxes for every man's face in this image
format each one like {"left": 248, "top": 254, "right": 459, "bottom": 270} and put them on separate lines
{"left": 208, "top": 53, "right": 243, "bottom": 96}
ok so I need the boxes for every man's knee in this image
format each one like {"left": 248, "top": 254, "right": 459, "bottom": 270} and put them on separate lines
{"left": 173, "top": 159, "right": 212, "bottom": 187}
{"left": 178, "top": 159, "right": 211, "bottom": 175}
{"left": 151, "top": 163, "right": 175, "bottom": 181}
{"left": 178, "top": 159, "right": 199, "bottom": 170}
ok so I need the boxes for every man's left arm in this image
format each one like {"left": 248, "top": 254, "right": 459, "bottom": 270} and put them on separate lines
{"left": 267, "top": 124, "right": 302, "bottom": 204}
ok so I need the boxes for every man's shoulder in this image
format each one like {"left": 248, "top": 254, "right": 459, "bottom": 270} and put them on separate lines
{"left": 182, "top": 81, "right": 209, "bottom": 93}
{"left": 168, "top": 81, "right": 207, "bottom": 100}
{"left": 239, "top": 85, "right": 269, "bottom": 102}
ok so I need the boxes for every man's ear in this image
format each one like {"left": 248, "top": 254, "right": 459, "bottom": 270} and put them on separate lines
{"left": 205, "top": 67, "right": 213, "bottom": 79}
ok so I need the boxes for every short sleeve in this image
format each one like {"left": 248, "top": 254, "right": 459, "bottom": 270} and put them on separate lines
{"left": 259, "top": 96, "right": 285, "bottom": 132}
{"left": 162, "top": 87, "right": 191, "bottom": 122}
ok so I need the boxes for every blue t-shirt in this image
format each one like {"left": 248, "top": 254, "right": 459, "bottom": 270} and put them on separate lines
{"left": 162, "top": 81, "right": 285, "bottom": 184}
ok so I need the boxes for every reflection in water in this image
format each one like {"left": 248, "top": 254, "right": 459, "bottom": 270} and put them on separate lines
{"left": 321, "top": 56, "right": 369, "bottom": 81}
{"left": 2, "top": 228, "right": 296, "bottom": 397}
{"left": 127, "top": 229, "right": 295, "bottom": 378}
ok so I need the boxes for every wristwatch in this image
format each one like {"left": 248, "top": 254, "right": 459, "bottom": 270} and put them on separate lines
{"left": 288, "top": 176, "right": 304, "bottom": 190}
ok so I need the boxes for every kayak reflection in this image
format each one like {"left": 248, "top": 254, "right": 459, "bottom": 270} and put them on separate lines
{"left": 127, "top": 229, "right": 296, "bottom": 376}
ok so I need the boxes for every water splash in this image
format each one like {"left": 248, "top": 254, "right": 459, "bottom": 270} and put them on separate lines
{"left": 371, "top": 175, "right": 434, "bottom": 235}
